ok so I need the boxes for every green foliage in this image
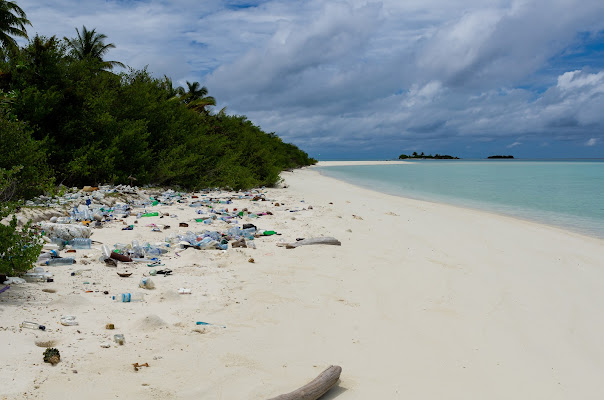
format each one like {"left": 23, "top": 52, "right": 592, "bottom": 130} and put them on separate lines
{"left": 0, "top": 25, "right": 315, "bottom": 193}
{"left": 0, "top": 109, "right": 54, "bottom": 198}
{"left": 0, "top": 167, "right": 43, "bottom": 276}
{"left": 399, "top": 152, "right": 459, "bottom": 160}
{"left": 0, "top": 0, "right": 31, "bottom": 53}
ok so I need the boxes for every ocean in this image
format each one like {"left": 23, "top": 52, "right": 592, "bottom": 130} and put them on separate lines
{"left": 316, "top": 160, "right": 604, "bottom": 239}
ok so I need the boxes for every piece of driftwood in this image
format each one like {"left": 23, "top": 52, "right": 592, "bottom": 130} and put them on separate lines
{"left": 267, "top": 365, "right": 342, "bottom": 400}
{"left": 277, "top": 237, "right": 342, "bottom": 249}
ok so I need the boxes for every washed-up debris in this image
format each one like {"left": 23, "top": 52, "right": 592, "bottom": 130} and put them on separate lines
{"left": 277, "top": 237, "right": 342, "bottom": 249}
{"left": 104, "top": 258, "right": 118, "bottom": 267}
{"left": 21, "top": 321, "right": 45, "bottom": 330}
{"left": 139, "top": 277, "right": 155, "bottom": 289}
{"left": 133, "top": 362, "right": 149, "bottom": 371}
{"left": 196, "top": 321, "right": 226, "bottom": 328}
{"left": 60, "top": 315, "right": 78, "bottom": 326}
{"left": 117, "top": 271, "right": 132, "bottom": 277}
{"left": 114, "top": 334, "right": 125, "bottom": 345}
{"left": 39, "top": 223, "right": 91, "bottom": 240}
{"left": 110, "top": 252, "right": 132, "bottom": 262}
{"left": 43, "top": 348, "right": 61, "bottom": 365}
{"left": 267, "top": 365, "right": 342, "bottom": 400}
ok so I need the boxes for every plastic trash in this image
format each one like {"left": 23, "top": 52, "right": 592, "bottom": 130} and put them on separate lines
{"left": 45, "top": 257, "right": 75, "bottom": 266}
{"left": 68, "top": 238, "right": 91, "bottom": 249}
{"left": 138, "top": 212, "right": 159, "bottom": 218}
{"left": 4, "top": 277, "right": 26, "bottom": 284}
{"left": 20, "top": 321, "right": 46, "bottom": 331}
{"left": 101, "top": 245, "right": 111, "bottom": 259}
{"left": 112, "top": 293, "right": 145, "bottom": 302}
{"left": 178, "top": 288, "right": 191, "bottom": 294}
{"left": 110, "top": 252, "right": 132, "bottom": 262}
{"left": 40, "top": 223, "right": 91, "bottom": 240}
{"left": 114, "top": 334, "right": 125, "bottom": 345}
{"left": 60, "top": 315, "right": 78, "bottom": 326}
{"left": 139, "top": 277, "right": 155, "bottom": 289}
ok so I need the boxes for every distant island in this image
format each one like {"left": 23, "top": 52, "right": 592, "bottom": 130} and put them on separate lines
{"left": 487, "top": 155, "right": 514, "bottom": 159}
{"left": 399, "top": 152, "right": 459, "bottom": 160}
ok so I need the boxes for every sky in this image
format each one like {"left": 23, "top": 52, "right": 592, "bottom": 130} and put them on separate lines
{"left": 17, "top": 0, "right": 604, "bottom": 159}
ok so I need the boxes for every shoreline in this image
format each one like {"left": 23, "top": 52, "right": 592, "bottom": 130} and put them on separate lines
{"left": 1, "top": 168, "right": 604, "bottom": 398}
{"left": 313, "top": 161, "right": 604, "bottom": 241}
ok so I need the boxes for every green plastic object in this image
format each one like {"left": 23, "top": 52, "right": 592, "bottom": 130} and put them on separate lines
{"left": 141, "top": 212, "right": 159, "bottom": 217}
{"left": 263, "top": 230, "right": 276, "bottom": 236}
{"left": 151, "top": 201, "right": 159, "bottom": 206}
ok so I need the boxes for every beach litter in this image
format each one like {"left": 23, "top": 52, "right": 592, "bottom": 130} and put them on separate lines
{"left": 139, "top": 277, "right": 155, "bottom": 289}
{"left": 43, "top": 348, "right": 61, "bottom": 365}
{"left": 20, "top": 321, "right": 46, "bottom": 331}
{"left": 277, "top": 237, "right": 342, "bottom": 249}
{"left": 60, "top": 315, "right": 79, "bottom": 326}
{"left": 132, "top": 362, "right": 150, "bottom": 371}
{"left": 114, "top": 334, "right": 125, "bottom": 345}
{"left": 196, "top": 321, "right": 226, "bottom": 328}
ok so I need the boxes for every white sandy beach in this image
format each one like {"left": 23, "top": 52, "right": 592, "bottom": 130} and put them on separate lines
{"left": 2, "top": 163, "right": 604, "bottom": 399}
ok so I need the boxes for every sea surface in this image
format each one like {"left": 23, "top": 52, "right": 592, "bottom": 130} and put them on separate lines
{"left": 316, "top": 160, "right": 604, "bottom": 239}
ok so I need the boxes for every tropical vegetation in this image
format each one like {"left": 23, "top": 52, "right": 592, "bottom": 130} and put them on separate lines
{"left": 399, "top": 152, "right": 459, "bottom": 159}
{"left": 0, "top": 2, "right": 315, "bottom": 275}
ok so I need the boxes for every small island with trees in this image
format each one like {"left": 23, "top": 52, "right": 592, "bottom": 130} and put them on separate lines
{"left": 399, "top": 152, "right": 459, "bottom": 160}
{"left": 487, "top": 155, "right": 514, "bottom": 159}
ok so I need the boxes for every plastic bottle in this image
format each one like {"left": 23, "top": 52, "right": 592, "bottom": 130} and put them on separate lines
{"left": 68, "top": 238, "right": 91, "bottom": 249}
{"left": 45, "top": 257, "right": 75, "bottom": 266}
{"left": 139, "top": 277, "right": 155, "bottom": 289}
{"left": 241, "top": 227, "right": 256, "bottom": 239}
{"left": 20, "top": 321, "right": 46, "bottom": 331}
{"left": 51, "top": 237, "right": 66, "bottom": 249}
{"left": 112, "top": 293, "right": 145, "bottom": 302}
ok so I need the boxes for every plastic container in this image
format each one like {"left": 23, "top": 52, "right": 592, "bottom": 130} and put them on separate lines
{"left": 139, "top": 277, "right": 155, "bottom": 289}
{"left": 20, "top": 321, "right": 46, "bottom": 331}
{"left": 60, "top": 315, "right": 78, "bottom": 326}
{"left": 114, "top": 334, "right": 125, "bottom": 345}
{"left": 139, "top": 212, "right": 159, "bottom": 218}
{"left": 68, "top": 238, "right": 91, "bottom": 249}
{"left": 112, "top": 293, "right": 144, "bottom": 302}
{"left": 101, "top": 245, "right": 111, "bottom": 259}
{"left": 45, "top": 257, "right": 75, "bottom": 266}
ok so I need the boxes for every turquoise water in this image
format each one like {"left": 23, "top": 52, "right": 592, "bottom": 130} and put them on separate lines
{"left": 317, "top": 161, "right": 604, "bottom": 239}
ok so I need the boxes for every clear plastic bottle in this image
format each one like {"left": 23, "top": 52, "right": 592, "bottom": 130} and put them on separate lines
{"left": 45, "top": 257, "right": 75, "bottom": 266}
{"left": 20, "top": 321, "right": 46, "bottom": 331}
{"left": 112, "top": 293, "right": 145, "bottom": 302}
{"left": 68, "top": 238, "right": 91, "bottom": 249}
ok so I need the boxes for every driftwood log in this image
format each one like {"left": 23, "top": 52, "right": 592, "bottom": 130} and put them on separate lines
{"left": 267, "top": 365, "right": 342, "bottom": 400}
{"left": 277, "top": 237, "right": 342, "bottom": 249}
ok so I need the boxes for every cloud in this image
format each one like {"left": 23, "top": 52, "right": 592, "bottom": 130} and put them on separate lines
{"left": 586, "top": 138, "right": 598, "bottom": 146}
{"left": 507, "top": 142, "right": 522, "bottom": 148}
{"left": 15, "top": 0, "right": 604, "bottom": 157}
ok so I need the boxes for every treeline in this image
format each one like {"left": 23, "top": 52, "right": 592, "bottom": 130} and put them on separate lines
{"left": 399, "top": 152, "right": 459, "bottom": 159}
{"left": 0, "top": 19, "right": 315, "bottom": 201}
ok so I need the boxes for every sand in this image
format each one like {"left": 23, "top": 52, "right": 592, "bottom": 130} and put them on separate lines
{"left": 1, "top": 163, "right": 604, "bottom": 399}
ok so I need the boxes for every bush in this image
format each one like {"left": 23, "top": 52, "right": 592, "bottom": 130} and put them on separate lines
{"left": 0, "top": 167, "right": 43, "bottom": 276}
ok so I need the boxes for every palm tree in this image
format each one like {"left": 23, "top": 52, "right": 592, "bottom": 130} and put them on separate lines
{"left": 177, "top": 81, "right": 216, "bottom": 113}
{"left": 0, "top": 0, "right": 31, "bottom": 53}
{"left": 64, "top": 25, "right": 125, "bottom": 70}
